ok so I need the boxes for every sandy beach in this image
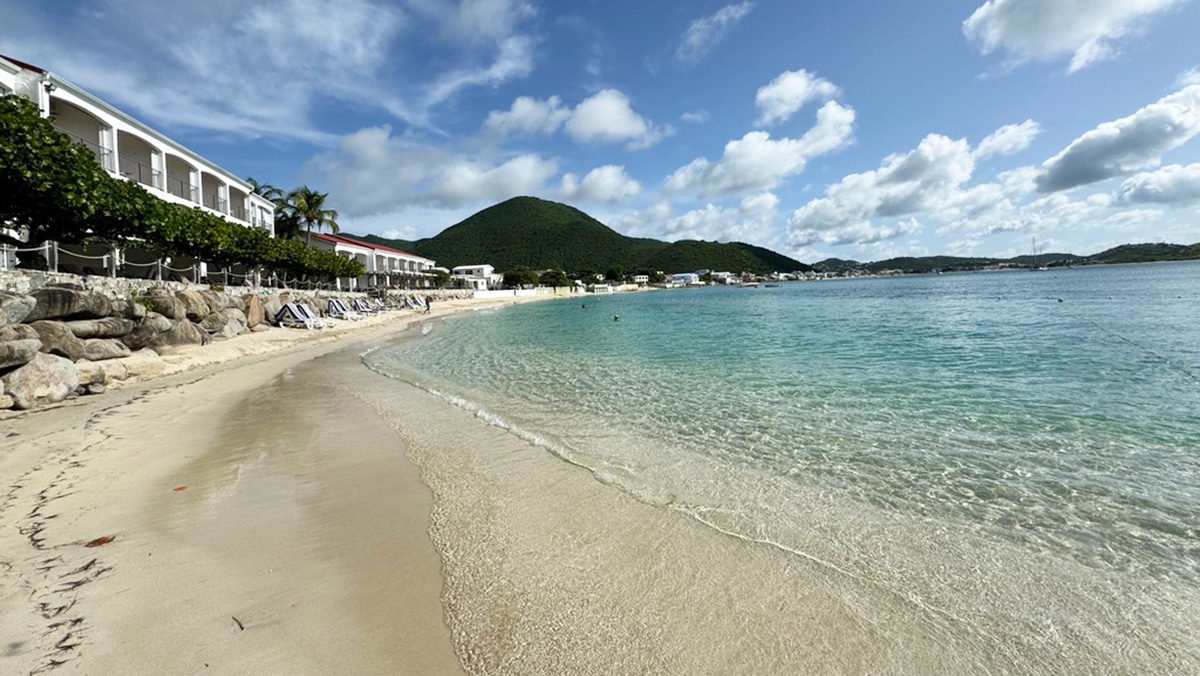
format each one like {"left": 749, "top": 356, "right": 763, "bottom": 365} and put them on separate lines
{"left": 0, "top": 295, "right": 546, "bottom": 675}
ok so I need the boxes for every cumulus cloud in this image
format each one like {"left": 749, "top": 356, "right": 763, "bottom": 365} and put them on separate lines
{"left": 974, "top": 119, "right": 1041, "bottom": 158}
{"left": 675, "top": 2, "right": 755, "bottom": 65}
{"left": 565, "top": 89, "right": 670, "bottom": 148}
{"left": 665, "top": 101, "right": 856, "bottom": 197}
{"left": 482, "top": 95, "right": 571, "bottom": 137}
{"left": 560, "top": 165, "right": 642, "bottom": 203}
{"left": 755, "top": 70, "right": 840, "bottom": 126}
{"left": 1118, "top": 163, "right": 1200, "bottom": 204}
{"left": 963, "top": 0, "right": 1186, "bottom": 72}
{"left": 311, "top": 126, "right": 558, "bottom": 214}
{"left": 788, "top": 133, "right": 983, "bottom": 246}
{"left": 1036, "top": 84, "right": 1200, "bottom": 192}
{"left": 483, "top": 89, "right": 669, "bottom": 149}
{"left": 610, "top": 192, "right": 781, "bottom": 244}
{"left": 681, "top": 110, "right": 711, "bottom": 124}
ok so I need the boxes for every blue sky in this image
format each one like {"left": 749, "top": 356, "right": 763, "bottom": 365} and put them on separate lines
{"left": 4, "top": 0, "right": 1200, "bottom": 263}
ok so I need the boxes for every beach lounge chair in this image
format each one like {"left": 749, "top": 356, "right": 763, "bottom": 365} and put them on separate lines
{"left": 371, "top": 297, "right": 390, "bottom": 312}
{"left": 295, "top": 302, "right": 336, "bottom": 328}
{"left": 351, "top": 298, "right": 379, "bottom": 315}
{"left": 327, "top": 298, "right": 362, "bottom": 321}
{"left": 275, "top": 302, "right": 324, "bottom": 329}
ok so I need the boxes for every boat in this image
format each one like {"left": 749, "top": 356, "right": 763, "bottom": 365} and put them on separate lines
{"left": 1030, "top": 236, "right": 1048, "bottom": 271}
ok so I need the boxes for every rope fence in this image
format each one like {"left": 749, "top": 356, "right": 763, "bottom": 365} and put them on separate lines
{"left": 1, "top": 242, "right": 443, "bottom": 293}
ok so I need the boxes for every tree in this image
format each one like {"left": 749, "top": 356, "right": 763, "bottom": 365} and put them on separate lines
{"left": 605, "top": 265, "right": 625, "bottom": 283}
{"left": 538, "top": 269, "right": 570, "bottom": 288}
{"left": 286, "top": 186, "right": 339, "bottom": 245}
{"left": 502, "top": 265, "right": 538, "bottom": 288}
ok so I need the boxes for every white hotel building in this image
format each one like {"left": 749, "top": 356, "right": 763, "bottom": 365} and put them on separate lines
{"left": 1, "top": 54, "right": 274, "bottom": 276}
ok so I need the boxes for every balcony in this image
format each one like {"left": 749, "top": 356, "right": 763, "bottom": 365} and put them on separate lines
{"left": 166, "top": 174, "right": 199, "bottom": 202}
{"left": 118, "top": 154, "right": 162, "bottom": 190}
{"left": 61, "top": 131, "right": 115, "bottom": 172}
{"left": 202, "top": 190, "right": 228, "bottom": 214}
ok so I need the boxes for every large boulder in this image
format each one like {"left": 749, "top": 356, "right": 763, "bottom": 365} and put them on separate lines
{"left": 0, "top": 291, "right": 37, "bottom": 326}
{"left": 23, "top": 288, "right": 112, "bottom": 322}
{"left": 120, "top": 349, "right": 167, "bottom": 381}
{"left": 241, "top": 294, "right": 267, "bottom": 327}
{"left": 115, "top": 296, "right": 148, "bottom": 321}
{"left": 0, "top": 324, "right": 41, "bottom": 342}
{"left": 141, "top": 292, "right": 186, "bottom": 320}
{"left": 30, "top": 320, "right": 87, "bottom": 362}
{"left": 76, "top": 357, "right": 130, "bottom": 385}
{"left": 1, "top": 352, "right": 80, "bottom": 410}
{"left": 121, "top": 312, "right": 173, "bottom": 351}
{"left": 199, "top": 308, "right": 248, "bottom": 339}
{"left": 148, "top": 319, "right": 208, "bottom": 354}
{"left": 176, "top": 290, "right": 211, "bottom": 322}
{"left": 82, "top": 338, "right": 132, "bottom": 362}
{"left": 0, "top": 339, "right": 42, "bottom": 370}
{"left": 64, "top": 317, "right": 135, "bottom": 339}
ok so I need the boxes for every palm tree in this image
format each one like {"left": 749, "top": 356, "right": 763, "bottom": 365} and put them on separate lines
{"left": 286, "top": 186, "right": 339, "bottom": 245}
{"left": 246, "top": 176, "right": 284, "bottom": 202}
{"left": 247, "top": 177, "right": 304, "bottom": 239}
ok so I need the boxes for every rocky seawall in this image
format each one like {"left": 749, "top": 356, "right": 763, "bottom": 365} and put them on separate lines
{"left": 0, "top": 273, "right": 412, "bottom": 411}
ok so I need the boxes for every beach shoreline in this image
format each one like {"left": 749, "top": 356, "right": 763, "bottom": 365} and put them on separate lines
{"left": 0, "top": 293, "right": 552, "bottom": 674}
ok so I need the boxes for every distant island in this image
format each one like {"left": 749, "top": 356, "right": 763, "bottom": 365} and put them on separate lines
{"left": 344, "top": 196, "right": 1200, "bottom": 276}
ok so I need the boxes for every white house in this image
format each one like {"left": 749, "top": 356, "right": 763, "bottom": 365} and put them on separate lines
{"left": 451, "top": 264, "right": 501, "bottom": 291}
{"left": 1, "top": 54, "right": 274, "bottom": 235}
{"left": 311, "top": 233, "right": 438, "bottom": 291}
{"left": 670, "top": 272, "right": 702, "bottom": 286}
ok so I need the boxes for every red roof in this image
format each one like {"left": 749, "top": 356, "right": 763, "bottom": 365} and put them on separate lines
{"left": 1, "top": 54, "right": 45, "bottom": 74}
{"left": 314, "top": 233, "right": 422, "bottom": 258}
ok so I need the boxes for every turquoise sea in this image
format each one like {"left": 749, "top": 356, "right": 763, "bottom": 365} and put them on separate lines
{"left": 365, "top": 261, "right": 1200, "bottom": 673}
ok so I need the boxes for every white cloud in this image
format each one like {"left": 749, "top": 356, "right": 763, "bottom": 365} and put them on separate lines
{"left": 607, "top": 192, "right": 781, "bottom": 245}
{"left": 675, "top": 2, "right": 755, "bottom": 65}
{"left": 1036, "top": 84, "right": 1200, "bottom": 192}
{"left": 963, "top": 0, "right": 1186, "bottom": 73}
{"left": 665, "top": 101, "right": 856, "bottom": 197}
{"left": 311, "top": 126, "right": 558, "bottom": 213}
{"left": 974, "top": 119, "right": 1041, "bottom": 158}
{"left": 482, "top": 89, "right": 668, "bottom": 148}
{"left": 444, "top": 0, "right": 537, "bottom": 44}
{"left": 482, "top": 95, "right": 571, "bottom": 137}
{"left": 681, "top": 110, "right": 711, "bottom": 124}
{"left": 1118, "top": 163, "right": 1200, "bottom": 204}
{"left": 788, "top": 133, "right": 985, "bottom": 246}
{"left": 560, "top": 165, "right": 642, "bottom": 203}
{"left": 755, "top": 70, "right": 840, "bottom": 126}
{"left": 563, "top": 89, "right": 670, "bottom": 149}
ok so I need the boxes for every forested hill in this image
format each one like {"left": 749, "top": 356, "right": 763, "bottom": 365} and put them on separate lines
{"left": 343, "top": 196, "right": 808, "bottom": 274}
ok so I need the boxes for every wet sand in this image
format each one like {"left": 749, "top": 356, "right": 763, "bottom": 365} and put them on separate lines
{"left": 0, "top": 298, "right": 546, "bottom": 674}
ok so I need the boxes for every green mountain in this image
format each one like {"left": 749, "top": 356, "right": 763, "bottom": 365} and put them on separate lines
{"left": 343, "top": 196, "right": 808, "bottom": 275}
{"left": 1090, "top": 242, "right": 1200, "bottom": 264}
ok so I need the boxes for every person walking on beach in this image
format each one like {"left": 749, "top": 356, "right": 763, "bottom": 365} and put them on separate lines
{"left": 424, "top": 295, "right": 432, "bottom": 314}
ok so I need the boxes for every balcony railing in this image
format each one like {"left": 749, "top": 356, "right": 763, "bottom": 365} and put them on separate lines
{"left": 166, "top": 174, "right": 199, "bottom": 203}
{"left": 118, "top": 155, "right": 162, "bottom": 190}
{"left": 61, "top": 131, "right": 115, "bottom": 172}
{"left": 202, "top": 191, "right": 228, "bottom": 214}
{"left": 229, "top": 203, "right": 247, "bottom": 221}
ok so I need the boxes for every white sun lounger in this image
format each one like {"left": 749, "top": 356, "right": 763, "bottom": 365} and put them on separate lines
{"left": 351, "top": 298, "right": 379, "bottom": 315}
{"left": 276, "top": 302, "right": 325, "bottom": 329}
{"left": 295, "top": 302, "right": 336, "bottom": 328}
{"left": 327, "top": 298, "right": 362, "bottom": 321}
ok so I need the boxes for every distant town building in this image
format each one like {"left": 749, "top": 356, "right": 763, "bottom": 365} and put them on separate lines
{"left": 451, "top": 264, "right": 502, "bottom": 291}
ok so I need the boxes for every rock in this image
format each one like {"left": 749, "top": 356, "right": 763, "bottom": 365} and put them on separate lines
{"left": 148, "top": 319, "right": 208, "bottom": 355}
{"left": 0, "top": 291, "right": 37, "bottom": 326}
{"left": 1, "top": 352, "right": 80, "bottom": 410}
{"left": 250, "top": 323, "right": 272, "bottom": 333}
{"left": 76, "top": 357, "right": 128, "bottom": 385}
{"left": 141, "top": 293, "right": 186, "bottom": 320}
{"left": 116, "top": 296, "right": 148, "bottom": 321}
{"left": 175, "top": 290, "right": 211, "bottom": 322}
{"left": 65, "top": 317, "right": 135, "bottom": 339}
{"left": 262, "top": 297, "right": 284, "bottom": 326}
{"left": 30, "top": 320, "right": 87, "bottom": 362}
{"left": 85, "top": 382, "right": 106, "bottom": 395}
{"left": 0, "top": 324, "right": 41, "bottom": 342}
{"left": 121, "top": 312, "right": 173, "bottom": 350}
{"left": 0, "top": 339, "right": 42, "bottom": 370}
{"left": 25, "top": 287, "right": 112, "bottom": 321}
{"left": 241, "top": 294, "right": 267, "bottom": 327}
{"left": 82, "top": 339, "right": 132, "bottom": 362}
{"left": 0, "top": 395, "right": 13, "bottom": 409}
{"left": 199, "top": 308, "right": 248, "bottom": 338}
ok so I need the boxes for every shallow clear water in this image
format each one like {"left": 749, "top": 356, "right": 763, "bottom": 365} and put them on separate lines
{"left": 365, "top": 261, "right": 1200, "bottom": 672}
